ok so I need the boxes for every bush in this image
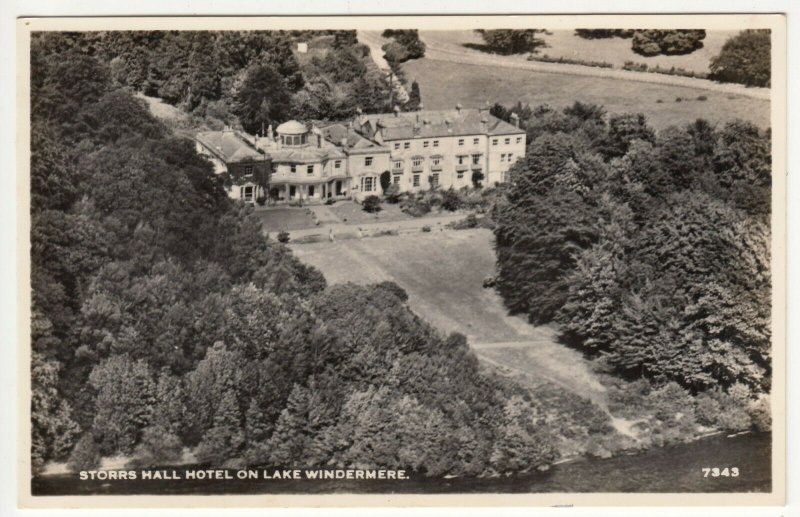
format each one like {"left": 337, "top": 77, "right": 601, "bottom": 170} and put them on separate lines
{"left": 747, "top": 396, "right": 771, "bottom": 432}
{"left": 127, "top": 425, "right": 183, "bottom": 468}
{"left": 528, "top": 54, "right": 613, "bottom": 69}
{"left": 276, "top": 231, "right": 290, "bottom": 243}
{"left": 67, "top": 434, "right": 101, "bottom": 473}
{"left": 362, "top": 195, "right": 382, "bottom": 213}
{"left": 675, "top": 97, "right": 682, "bottom": 102}
{"left": 694, "top": 389, "right": 752, "bottom": 432}
{"left": 441, "top": 188, "right": 462, "bottom": 211}
{"left": 709, "top": 29, "right": 771, "bottom": 87}
{"left": 325, "top": 198, "right": 336, "bottom": 205}
{"left": 476, "top": 29, "right": 549, "bottom": 55}
{"left": 255, "top": 195, "right": 267, "bottom": 206}
{"left": 697, "top": 95, "right": 708, "bottom": 101}
{"left": 400, "top": 195, "right": 431, "bottom": 217}
{"left": 421, "top": 225, "right": 431, "bottom": 232}
{"left": 383, "top": 183, "right": 402, "bottom": 203}
{"left": 631, "top": 30, "right": 706, "bottom": 56}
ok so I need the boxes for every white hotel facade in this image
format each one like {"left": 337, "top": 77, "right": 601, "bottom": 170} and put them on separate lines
{"left": 195, "top": 104, "right": 526, "bottom": 204}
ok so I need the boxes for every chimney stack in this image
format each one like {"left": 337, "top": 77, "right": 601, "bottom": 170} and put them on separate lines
{"left": 510, "top": 113, "right": 520, "bottom": 128}
{"left": 340, "top": 137, "right": 348, "bottom": 148}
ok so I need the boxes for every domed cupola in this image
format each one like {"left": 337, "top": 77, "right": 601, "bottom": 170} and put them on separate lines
{"left": 276, "top": 120, "right": 309, "bottom": 147}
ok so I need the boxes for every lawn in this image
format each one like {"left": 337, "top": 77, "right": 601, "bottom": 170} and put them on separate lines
{"left": 402, "top": 58, "right": 770, "bottom": 131}
{"left": 327, "top": 200, "right": 413, "bottom": 225}
{"left": 292, "top": 229, "right": 552, "bottom": 344}
{"left": 253, "top": 207, "right": 317, "bottom": 233}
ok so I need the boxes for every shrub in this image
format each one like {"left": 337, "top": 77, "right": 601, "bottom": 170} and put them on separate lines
{"left": 694, "top": 389, "right": 752, "bottom": 431}
{"left": 656, "top": 99, "right": 664, "bottom": 103}
{"left": 709, "top": 29, "right": 771, "bottom": 87}
{"left": 255, "top": 195, "right": 267, "bottom": 206}
{"left": 528, "top": 54, "right": 613, "bottom": 68}
{"left": 362, "top": 195, "right": 382, "bottom": 213}
{"left": 675, "top": 97, "right": 683, "bottom": 102}
{"left": 400, "top": 195, "right": 432, "bottom": 217}
{"left": 421, "top": 225, "right": 431, "bottom": 232}
{"left": 277, "top": 231, "right": 290, "bottom": 243}
{"left": 631, "top": 30, "right": 706, "bottom": 56}
{"left": 747, "top": 396, "right": 771, "bottom": 432}
{"left": 384, "top": 183, "right": 402, "bottom": 203}
{"left": 67, "top": 434, "right": 101, "bottom": 473}
{"left": 476, "top": 29, "right": 549, "bottom": 55}
{"left": 440, "top": 188, "right": 462, "bottom": 211}
{"left": 127, "top": 425, "right": 184, "bottom": 468}
{"left": 697, "top": 95, "right": 708, "bottom": 101}
{"left": 325, "top": 198, "right": 336, "bottom": 205}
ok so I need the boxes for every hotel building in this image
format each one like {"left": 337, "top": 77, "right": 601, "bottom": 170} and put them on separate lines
{"left": 194, "top": 104, "right": 526, "bottom": 204}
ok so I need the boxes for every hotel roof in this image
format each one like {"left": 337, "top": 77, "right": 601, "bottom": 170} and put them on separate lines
{"left": 360, "top": 108, "right": 525, "bottom": 141}
{"left": 317, "top": 123, "right": 388, "bottom": 154}
{"left": 195, "top": 131, "right": 264, "bottom": 163}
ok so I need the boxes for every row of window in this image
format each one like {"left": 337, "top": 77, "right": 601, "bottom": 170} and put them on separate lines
{"left": 492, "top": 137, "right": 523, "bottom": 146}
{"left": 392, "top": 136, "right": 522, "bottom": 150}
{"left": 393, "top": 154, "right": 481, "bottom": 169}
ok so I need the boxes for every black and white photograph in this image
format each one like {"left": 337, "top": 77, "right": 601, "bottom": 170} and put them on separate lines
{"left": 14, "top": 14, "right": 786, "bottom": 508}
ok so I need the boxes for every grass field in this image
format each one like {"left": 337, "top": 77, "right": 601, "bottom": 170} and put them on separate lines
{"left": 420, "top": 30, "right": 739, "bottom": 75}
{"left": 291, "top": 230, "right": 607, "bottom": 402}
{"left": 327, "top": 200, "right": 413, "bottom": 225}
{"left": 253, "top": 207, "right": 316, "bottom": 233}
{"left": 402, "top": 58, "right": 770, "bottom": 130}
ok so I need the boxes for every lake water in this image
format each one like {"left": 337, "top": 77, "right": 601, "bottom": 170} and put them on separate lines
{"left": 32, "top": 432, "right": 771, "bottom": 495}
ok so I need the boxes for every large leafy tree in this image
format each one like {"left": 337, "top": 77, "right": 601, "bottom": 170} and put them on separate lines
{"left": 475, "top": 29, "right": 548, "bottom": 55}
{"left": 710, "top": 29, "right": 771, "bottom": 87}
{"left": 233, "top": 64, "right": 292, "bottom": 135}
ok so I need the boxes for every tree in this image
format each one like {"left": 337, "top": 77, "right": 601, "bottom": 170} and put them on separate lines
{"left": 598, "top": 113, "right": 656, "bottom": 160}
{"left": 88, "top": 355, "right": 156, "bottom": 454}
{"left": 710, "top": 30, "right": 771, "bottom": 87}
{"left": 233, "top": 64, "right": 292, "bottom": 135}
{"left": 476, "top": 29, "right": 548, "bottom": 55}
{"left": 30, "top": 126, "right": 81, "bottom": 213}
{"left": 631, "top": 30, "right": 706, "bottom": 56}
{"left": 406, "top": 80, "right": 422, "bottom": 111}
{"left": 332, "top": 30, "right": 359, "bottom": 49}
{"left": 31, "top": 353, "right": 81, "bottom": 473}
{"left": 382, "top": 30, "right": 426, "bottom": 61}
{"left": 379, "top": 171, "right": 392, "bottom": 192}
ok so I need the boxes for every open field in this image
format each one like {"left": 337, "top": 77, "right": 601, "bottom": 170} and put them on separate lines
{"left": 290, "top": 229, "right": 609, "bottom": 406}
{"left": 420, "top": 30, "right": 739, "bottom": 75}
{"left": 402, "top": 58, "right": 770, "bottom": 131}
